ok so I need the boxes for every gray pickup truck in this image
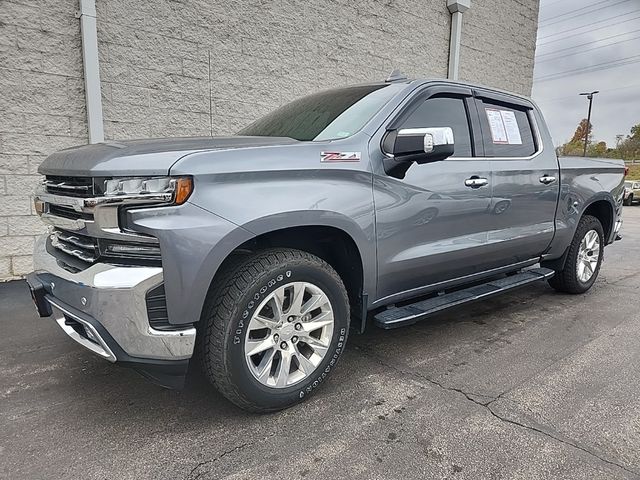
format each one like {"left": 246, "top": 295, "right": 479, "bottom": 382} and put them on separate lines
{"left": 27, "top": 77, "right": 625, "bottom": 412}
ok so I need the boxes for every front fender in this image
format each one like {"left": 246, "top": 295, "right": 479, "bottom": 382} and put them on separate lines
{"left": 129, "top": 175, "right": 377, "bottom": 326}
{"left": 128, "top": 202, "right": 254, "bottom": 326}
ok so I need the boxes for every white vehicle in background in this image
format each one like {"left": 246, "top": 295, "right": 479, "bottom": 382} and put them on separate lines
{"left": 624, "top": 181, "right": 640, "bottom": 206}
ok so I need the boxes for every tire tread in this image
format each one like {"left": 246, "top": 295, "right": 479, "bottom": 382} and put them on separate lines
{"left": 548, "top": 215, "right": 604, "bottom": 294}
{"left": 198, "top": 248, "right": 347, "bottom": 412}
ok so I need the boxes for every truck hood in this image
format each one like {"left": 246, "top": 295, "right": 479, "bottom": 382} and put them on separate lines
{"left": 38, "top": 136, "right": 299, "bottom": 177}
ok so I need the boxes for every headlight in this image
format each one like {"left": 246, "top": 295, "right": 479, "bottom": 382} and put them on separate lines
{"left": 103, "top": 176, "right": 193, "bottom": 205}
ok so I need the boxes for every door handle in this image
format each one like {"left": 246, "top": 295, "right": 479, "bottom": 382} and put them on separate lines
{"left": 465, "top": 177, "right": 488, "bottom": 188}
{"left": 539, "top": 175, "right": 556, "bottom": 185}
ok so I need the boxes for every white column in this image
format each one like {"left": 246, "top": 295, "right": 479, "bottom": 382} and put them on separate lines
{"left": 77, "top": 0, "right": 104, "bottom": 143}
{"left": 447, "top": 0, "right": 471, "bottom": 80}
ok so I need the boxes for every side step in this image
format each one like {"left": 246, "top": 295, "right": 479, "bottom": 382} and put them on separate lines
{"left": 374, "top": 267, "right": 555, "bottom": 330}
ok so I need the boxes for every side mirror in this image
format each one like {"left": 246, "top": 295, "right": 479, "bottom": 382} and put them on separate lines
{"left": 382, "top": 127, "right": 455, "bottom": 178}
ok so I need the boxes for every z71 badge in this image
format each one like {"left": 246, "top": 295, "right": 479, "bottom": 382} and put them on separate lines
{"left": 320, "top": 151, "right": 361, "bottom": 163}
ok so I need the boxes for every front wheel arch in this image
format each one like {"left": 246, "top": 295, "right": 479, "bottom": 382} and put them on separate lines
{"left": 201, "top": 225, "right": 367, "bottom": 333}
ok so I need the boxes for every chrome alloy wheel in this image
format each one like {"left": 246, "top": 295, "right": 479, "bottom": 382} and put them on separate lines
{"left": 576, "top": 229, "right": 601, "bottom": 283}
{"left": 244, "top": 282, "right": 335, "bottom": 388}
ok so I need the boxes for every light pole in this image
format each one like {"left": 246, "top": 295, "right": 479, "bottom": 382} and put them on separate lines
{"left": 579, "top": 91, "right": 599, "bottom": 157}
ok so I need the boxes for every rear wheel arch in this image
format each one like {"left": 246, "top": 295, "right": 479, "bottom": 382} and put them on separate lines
{"left": 542, "top": 198, "right": 614, "bottom": 272}
{"left": 582, "top": 199, "right": 614, "bottom": 243}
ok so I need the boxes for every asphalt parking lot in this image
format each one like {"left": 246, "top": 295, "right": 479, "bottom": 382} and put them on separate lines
{"left": 2, "top": 206, "right": 640, "bottom": 480}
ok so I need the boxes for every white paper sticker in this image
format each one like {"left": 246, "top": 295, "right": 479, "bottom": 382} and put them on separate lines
{"left": 500, "top": 110, "right": 522, "bottom": 145}
{"left": 485, "top": 108, "right": 508, "bottom": 144}
{"left": 485, "top": 108, "right": 523, "bottom": 145}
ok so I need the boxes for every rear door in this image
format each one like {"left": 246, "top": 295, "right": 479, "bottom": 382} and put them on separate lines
{"left": 474, "top": 90, "right": 560, "bottom": 264}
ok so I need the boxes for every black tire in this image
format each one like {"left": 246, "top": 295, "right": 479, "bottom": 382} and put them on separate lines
{"left": 624, "top": 195, "right": 633, "bottom": 206}
{"left": 548, "top": 215, "right": 604, "bottom": 294}
{"left": 198, "top": 248, "right": 350, "bottom": 412}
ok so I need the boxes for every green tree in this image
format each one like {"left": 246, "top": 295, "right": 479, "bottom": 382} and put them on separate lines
{"left": 588, "top": 141, "right": 607, "bottom": 157}
{"left": 618, "top": 123, "right": 640, "bottom": 160}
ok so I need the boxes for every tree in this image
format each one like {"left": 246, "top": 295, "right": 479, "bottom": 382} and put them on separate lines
{"left": 569, "top": 118, "right": 593, "bottom": 144}
{"left": 618, "top": 123, "right": 640, "bottom": 160}
{"left": 560, "top": 118, "right": 594, "bottom": 156}
{"left": 588, "top": 141, "right": 607, "bottom": 157}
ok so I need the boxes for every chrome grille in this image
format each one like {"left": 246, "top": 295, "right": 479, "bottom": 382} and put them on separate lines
{"left": 51, "top": 229, "right": 98, "bottom": 264}
{"left": 45, "top": 176, "right": 94, "bottom": 197}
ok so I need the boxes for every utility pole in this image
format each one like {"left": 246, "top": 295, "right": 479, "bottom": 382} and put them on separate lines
{"left": 579, "top": 91, "right": 598, "bottom": 157}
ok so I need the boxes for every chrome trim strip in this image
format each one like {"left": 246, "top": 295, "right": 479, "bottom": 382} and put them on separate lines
{"left": 84, "top": 192, "right": 173, "bottom": 208}
{"left": 51, "top": 235, "right": 97, "bottom": 263}
{"left": 48, "top": 299, "right": 117, "bottom": 362}
{"left": 36, "top": 190, "right": 173, "bottom": 209}
{"left": 56, "top": 231, "right": 96, "bottom": 250}
{"left": 41, "top": 213, "right": 87, "bottom": 231}
{"left": 398, "top": 128, "right": 430, "bottom": 136}
{"left": 44, "top": 181, "right": 92, "bottom": 192}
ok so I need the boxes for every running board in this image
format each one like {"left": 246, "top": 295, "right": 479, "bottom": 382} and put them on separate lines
{"left": 374, "top": 267, "right": 555, "bottom": 330}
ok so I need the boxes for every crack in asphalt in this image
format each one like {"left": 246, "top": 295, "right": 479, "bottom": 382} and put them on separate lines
{"left": 353, "top": 344, "right": 640, "bottom": 479}
{"left": 184, "top": 432, "right": 277, "bottom": 480}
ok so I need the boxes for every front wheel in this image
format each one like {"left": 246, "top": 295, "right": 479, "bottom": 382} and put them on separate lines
{"left": 548, "top": 215, "right": 604, "bottom": 294}
{"left": 199, "top": 248, "right": 350, "bottom": 412}
{"left": 624, "top": 195, "right": 633, "bottom": 206}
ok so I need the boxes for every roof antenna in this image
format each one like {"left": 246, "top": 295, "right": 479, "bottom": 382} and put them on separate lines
{"left": 385, "top": 69, "right": 408, "bottom": 82}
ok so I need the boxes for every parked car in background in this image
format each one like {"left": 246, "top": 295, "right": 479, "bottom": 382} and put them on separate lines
{"left": 624, "top": 180, "right": 640, "bottom": 205}
{"left": 26, "top": 77, "right": 626, "bottom": 412}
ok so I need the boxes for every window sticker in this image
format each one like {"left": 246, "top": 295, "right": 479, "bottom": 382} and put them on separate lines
{"left": 500, "top": 110, "right": 523, "bottom": 145}
{"left": 485, "top": 108, "right": 508, "bottom": 144}
{"left": 485, "top": 108, "right": 523, "bottom": 145}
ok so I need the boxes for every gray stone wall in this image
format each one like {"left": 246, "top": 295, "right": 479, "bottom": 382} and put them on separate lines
{"left": 0, "top": 0, "right": 539, "bottom": 281}
{"left": 0, "top": 0, "right": 87, "bottom": 279}
{"left": 96, "top": 0, "right": 452, "bottom": 140}
{"left": 460, "top": 0, "right": 539, "bottom": 94}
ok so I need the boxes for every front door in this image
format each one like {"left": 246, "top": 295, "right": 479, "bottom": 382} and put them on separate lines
{"left": 373, "top": 90, "right": 498, "bottom": 303}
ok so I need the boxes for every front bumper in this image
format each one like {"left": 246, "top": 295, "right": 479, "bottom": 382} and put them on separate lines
{"left": 26, "top": 235, "right": 196, "bottom": 388}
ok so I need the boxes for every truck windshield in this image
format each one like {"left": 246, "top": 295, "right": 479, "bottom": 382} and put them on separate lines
{"left": 237, "top": 84, "right": 402, "bottom": 141}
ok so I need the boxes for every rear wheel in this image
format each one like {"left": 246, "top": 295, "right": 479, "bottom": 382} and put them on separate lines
{"left": 548, "top": 215, "right": 604, "bottom": 294}
{"left": 199, "top": 248, "right": 349, "bottom": 412}
{"left": 624, "top": 194, "right": 633, "bottom": 206}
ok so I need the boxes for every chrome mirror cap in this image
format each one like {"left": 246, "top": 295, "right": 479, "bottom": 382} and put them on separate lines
{"left": 397, "top": 127, "right": 454, "bottom": 154}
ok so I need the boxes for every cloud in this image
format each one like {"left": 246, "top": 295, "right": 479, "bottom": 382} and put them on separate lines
{"left": 532, "top": 0, "right": 640, "bottom": 148}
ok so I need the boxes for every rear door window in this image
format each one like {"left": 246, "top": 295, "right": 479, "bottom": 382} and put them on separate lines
{"left": 478, "top": 100, "right": 536, "bottom": 157}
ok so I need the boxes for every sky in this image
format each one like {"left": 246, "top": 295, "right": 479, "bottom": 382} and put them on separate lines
{"left": 532, "top": 0, "right": 640, "bottom": 148}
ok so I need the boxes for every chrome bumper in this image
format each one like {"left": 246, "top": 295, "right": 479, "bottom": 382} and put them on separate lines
{"left": 32, "top": 235, "right": 196, "bottom": 361}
